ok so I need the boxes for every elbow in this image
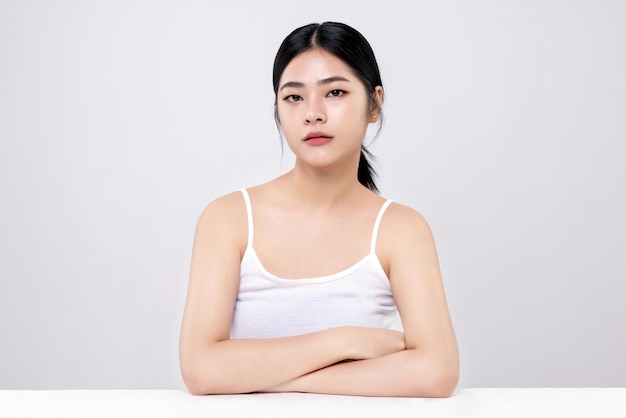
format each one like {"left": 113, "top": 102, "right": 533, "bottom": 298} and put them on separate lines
{"left": 425, "top": 369, "right": 459, "bottom": 398}
{"left": 181, "top": 356, "right": 250, "bottom": 395}
{"left": 182, "top": 367, "right": 226, "bottom": 396}
{"left": 185, "top": 383, "right": 207, "bottom": 396}
{"left": 423, "top": 358, "right": 459, "bottom": 398}
{"left": 181, "top": 363, "right": 209, "bottom": 396}
{"left": 180, "top": 354, "right": 222, "bottom": 395}
{"left": 406, "top": 351, "right": 459, "bottom": 398}
{"left": 180, "top": 344, "right": 226, "bottom": 395}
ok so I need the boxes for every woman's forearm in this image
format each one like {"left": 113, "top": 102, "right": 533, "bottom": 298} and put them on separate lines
{"left": 183, "top": 328, "right": 348, "bottom": 395}
{"left": 182, "top": 326, "right": 406, "bottom": 395}
{"left": 262, "top": 348, "right": 459, "bottom": 398}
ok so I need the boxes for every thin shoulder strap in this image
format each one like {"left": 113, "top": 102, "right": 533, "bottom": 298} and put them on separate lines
{"left": 240, "top": 188, "right": 254, "bottom": 250}
{"left": 371, "top": 199, "right": 393, "bottom": 254}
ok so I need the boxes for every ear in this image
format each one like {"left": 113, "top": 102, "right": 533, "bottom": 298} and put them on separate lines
{"left": 369, "top": 86, "right": 384, "bottom": 123}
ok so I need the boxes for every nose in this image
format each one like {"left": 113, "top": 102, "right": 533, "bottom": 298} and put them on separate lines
{"left": 304, "top": 97, "right": 326, "bottom": 124}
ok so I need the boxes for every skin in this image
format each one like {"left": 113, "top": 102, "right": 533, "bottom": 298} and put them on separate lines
{"left": 179, "top": 48, "right": 459, "bottom": 397}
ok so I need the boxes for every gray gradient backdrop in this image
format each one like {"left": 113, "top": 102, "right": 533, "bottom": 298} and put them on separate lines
{"left": 1, "top": 0, "right": 625, "bottom": 389}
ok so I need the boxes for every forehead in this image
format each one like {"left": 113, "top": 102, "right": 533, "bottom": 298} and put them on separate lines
{"left": 280, "top": 48, "right": 356, "bottom": 84}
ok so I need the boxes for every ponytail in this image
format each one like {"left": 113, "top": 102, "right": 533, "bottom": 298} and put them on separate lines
{"left": 358, "top": 146, "right": 379, "bottom": 194}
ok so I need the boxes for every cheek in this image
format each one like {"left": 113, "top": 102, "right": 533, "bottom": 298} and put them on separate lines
{"left": 333, "top": 102, "right": 370, "bottom": 127}
{"left": 276, "top": 106, "right": 301, "bottom": 142}
{"left": 276, "top": 101, "right": 297, "bottom": 122}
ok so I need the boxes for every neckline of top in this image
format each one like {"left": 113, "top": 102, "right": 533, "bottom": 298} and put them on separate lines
{"left": 244, "top": 247, "right": 384, "bottom": 283}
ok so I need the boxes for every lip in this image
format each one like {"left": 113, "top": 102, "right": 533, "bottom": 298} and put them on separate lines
{"left": 304, "top": 131, "right": 332, "bottom": 141}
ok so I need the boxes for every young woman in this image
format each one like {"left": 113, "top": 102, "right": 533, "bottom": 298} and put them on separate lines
{"left": 179, "top": 22, "right": 459, "bottom": 397}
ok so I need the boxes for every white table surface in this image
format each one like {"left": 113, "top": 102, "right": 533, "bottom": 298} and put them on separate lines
{"left": 1, "top": 388, "right": 625, "bottom": 418}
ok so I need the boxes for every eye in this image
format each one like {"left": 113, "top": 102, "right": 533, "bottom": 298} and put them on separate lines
{"left": 327, "top": 89, "right": 345, "bottom": 98}
{"left": 284, "top": 94, "right": 303, "bottom": 103}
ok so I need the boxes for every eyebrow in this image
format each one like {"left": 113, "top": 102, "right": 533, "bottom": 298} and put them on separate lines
{"left": 279, "top": 76, "right": 351, "bottom": 92}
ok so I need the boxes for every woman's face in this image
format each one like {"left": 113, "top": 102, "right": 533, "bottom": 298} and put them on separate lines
{"left": 276, "top": 48, "right": 381, "bottom": 170}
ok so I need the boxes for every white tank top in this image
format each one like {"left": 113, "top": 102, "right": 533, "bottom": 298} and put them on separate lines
{"left": 230, "top": 189, "right": 403, "bottom": 339}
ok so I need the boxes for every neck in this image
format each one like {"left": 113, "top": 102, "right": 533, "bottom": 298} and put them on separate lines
{"left": 282, "top": 158, "right": 366, "bottom": 211}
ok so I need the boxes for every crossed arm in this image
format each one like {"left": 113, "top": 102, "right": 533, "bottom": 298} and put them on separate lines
{"left": 179, "top": 194, "right": 459, "bottom": 397}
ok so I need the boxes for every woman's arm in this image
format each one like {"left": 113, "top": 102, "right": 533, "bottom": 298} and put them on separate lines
{"left": 263, "top": 203, "right": 459, "bottom": 397}
{"left": 178, "top": 193, "right": 405, "bottom": 395}
{"left": 263, "top": 348, "right": 455, "bottom": 397}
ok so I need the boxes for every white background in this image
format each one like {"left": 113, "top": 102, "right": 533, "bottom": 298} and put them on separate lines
{"left": 1, "top": 0, "right": 624, "bottom": 389}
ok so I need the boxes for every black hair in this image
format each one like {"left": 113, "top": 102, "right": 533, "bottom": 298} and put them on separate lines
{"left": 272, "top": 22, "right": 384, "bottom": 193}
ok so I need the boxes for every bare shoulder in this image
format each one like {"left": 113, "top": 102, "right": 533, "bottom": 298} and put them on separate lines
{"left": 199, "top": 190, "right": 246, "bottom": 222}
{"left": 383, "top": 201, "right": 434, "bottom": 241}
{"left": 195, "top": 190, "right": 248, "bottom": 253}
{"left": 377, "top": 201, "right": 437, "bottom": 272}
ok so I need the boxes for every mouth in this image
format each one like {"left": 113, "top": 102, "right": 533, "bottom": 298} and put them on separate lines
{"left": 304, "top": 131, "right": 333, "bottom": 141}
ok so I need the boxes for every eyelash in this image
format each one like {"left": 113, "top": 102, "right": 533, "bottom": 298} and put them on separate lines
{"left": 284, "top": 94, "right": 303, "bottom": 103}
{"left": 283, "top": 89, "right": 347, "bottom": 102}
{"left": 328, "top": 89, "right": 345, "bottom": 97}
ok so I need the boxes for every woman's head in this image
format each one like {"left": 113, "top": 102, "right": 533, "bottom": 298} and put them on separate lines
{"left": 273, "top": 22, "right": 384, "bottom": 193}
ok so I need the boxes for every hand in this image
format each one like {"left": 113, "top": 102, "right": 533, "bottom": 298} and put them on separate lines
{"left": 341, "top": 326, "right": 406, "bottom": 360}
